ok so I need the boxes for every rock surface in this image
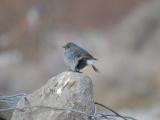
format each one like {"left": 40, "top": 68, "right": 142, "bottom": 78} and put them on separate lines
{"left": 0, "top": 94, "right": 23, "bottom": 120}
{"left": 11, "top": 71, "right": 94, "bottom": 120}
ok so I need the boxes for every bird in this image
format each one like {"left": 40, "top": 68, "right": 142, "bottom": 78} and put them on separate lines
{"left": 63, "top": 42, "right": 99, "bottom": 73}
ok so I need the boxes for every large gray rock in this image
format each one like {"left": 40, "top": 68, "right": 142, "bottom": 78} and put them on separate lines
{"left": 11, "top": 71, "right": 94, "bottom": 120}
{"left": 0, "top": 94, "right": 24, "bottom": 120}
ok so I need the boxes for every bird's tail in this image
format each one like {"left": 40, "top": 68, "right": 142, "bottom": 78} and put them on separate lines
{"left": 87, "top": 60, "right": 99, "bottom": 72}
{"left": 91, "top": 64, "right": 99, "bottom": 72}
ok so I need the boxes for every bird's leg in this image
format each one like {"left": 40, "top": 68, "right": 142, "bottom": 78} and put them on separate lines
{"left": 75, "top": 68, "right": 82, "bottom": 73}
{"left": 67, "top": 68, "right": 81, "bottom": 73}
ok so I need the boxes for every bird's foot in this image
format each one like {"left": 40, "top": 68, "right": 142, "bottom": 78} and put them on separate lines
{"left": 67, "top": 69, "right": 82, "bottom": 73}
{"left": 75, "top": 69, "right": 82, "bottom": 73}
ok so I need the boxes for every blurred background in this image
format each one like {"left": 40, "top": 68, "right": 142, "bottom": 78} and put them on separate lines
{"left": 0, "top": 0, "right": 160, "bottom": 119}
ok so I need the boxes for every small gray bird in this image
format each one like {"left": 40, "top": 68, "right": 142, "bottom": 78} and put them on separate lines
{"left": 63, "top": 42, "right": 99, "bottom": 72}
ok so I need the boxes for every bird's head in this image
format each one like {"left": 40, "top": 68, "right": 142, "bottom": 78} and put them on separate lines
{"left": 62, "top": 42, "right": 77, "bottom": 50}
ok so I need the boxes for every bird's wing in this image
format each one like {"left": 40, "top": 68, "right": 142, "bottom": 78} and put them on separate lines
{"left": 77, "top": 53, "right": 97, "bottom": 62}
{"left": 75, "top": 47, "right": 97, "bottom": 60}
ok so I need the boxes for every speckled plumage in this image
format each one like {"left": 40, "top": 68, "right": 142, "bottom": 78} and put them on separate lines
{"left": 63, "top": 42, "right": 99, "bottom": 72}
